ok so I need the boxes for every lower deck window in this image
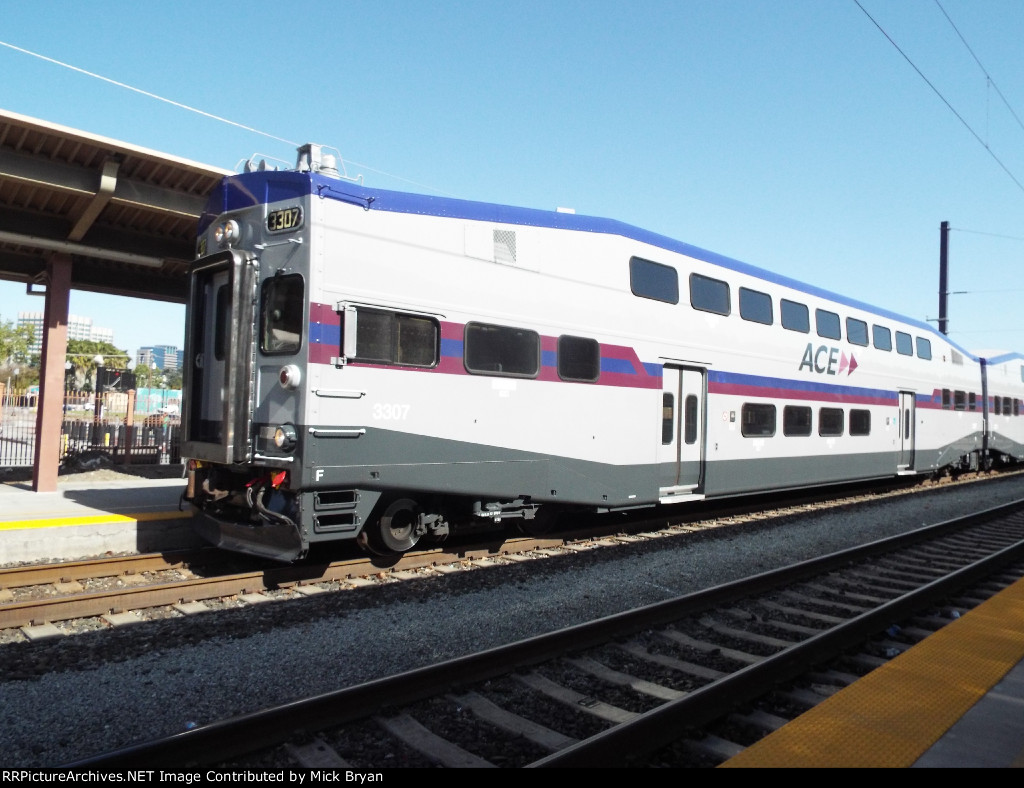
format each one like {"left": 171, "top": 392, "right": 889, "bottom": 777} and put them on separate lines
{"left": 558, "top": 335, "right": 600, "bottom": 382}
{"left": 349, "top": 307, "right": 439, "bottom": 367}
{"left": 741, "top": 403, "right": 776, "bottom": 437}
{"left": 849, "top": 409, "right": 870, "bottom": 436}
{"left": 819, "top": 407, "right": 844, "bottom": 436}
{"left": 783, "top": 405, "right": 812, "bottom": 436}
{"left": 465, "top": 322, "right": 539, "bottom": 377}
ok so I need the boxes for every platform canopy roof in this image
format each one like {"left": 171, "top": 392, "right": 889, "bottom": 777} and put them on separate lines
{"left": 0, "top": 109, "right": 231, "bottom": 303}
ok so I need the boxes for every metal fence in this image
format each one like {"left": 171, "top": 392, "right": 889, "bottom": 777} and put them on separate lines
{"left": 0, "top": 387, "right": 181, "bottom": 469}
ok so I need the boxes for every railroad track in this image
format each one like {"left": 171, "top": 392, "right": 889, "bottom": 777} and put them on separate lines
{"left": 64, "top": 498, "right": 1024, "bottom": 769}
{"left": 0, "top": 471, "right": 1006, "bottom": 636}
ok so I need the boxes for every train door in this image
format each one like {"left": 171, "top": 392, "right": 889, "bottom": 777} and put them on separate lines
{"left": 182, "top": 250, "right": 255, "bottom": 464}
{"left": 898, "top": 391, "right": 916, "bottom": 472}
{"left": 658, "top": 365, "right": 705, "bottom": 499}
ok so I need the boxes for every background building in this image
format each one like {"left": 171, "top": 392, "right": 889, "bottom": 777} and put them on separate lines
{"left": 17, "top": 312, "right": 113, "bottom": 356}
{"left": 136, "top": 345, "right": 183, "bottom": 371}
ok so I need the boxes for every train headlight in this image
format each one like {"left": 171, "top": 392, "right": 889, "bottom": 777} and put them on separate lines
{"left": 273, "top": 424, "right": 298, "bottom": 451}
{"left": 279, "top": 364, "right": 302, "bottom": 389}
{"left": 213, "top": 219, "right": 241, "bottom": 247}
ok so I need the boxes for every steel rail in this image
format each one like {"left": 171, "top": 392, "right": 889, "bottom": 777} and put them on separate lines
{"left": 63, "top": 498, "right": 1024, "bottom": 769}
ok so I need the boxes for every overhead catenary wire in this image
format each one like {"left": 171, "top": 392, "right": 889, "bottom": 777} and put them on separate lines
{"left": 0, "top": 39, "right": 457, "bottom": 197}
{"left": 853, "top": 0, "right": 1024, "bottom": 196}
{"left": 934, "top": 0, "right": 1024, "bottom": 140}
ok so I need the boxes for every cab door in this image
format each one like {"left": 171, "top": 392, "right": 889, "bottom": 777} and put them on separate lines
{"left": 658, "top": 365, "right": 705, "bottom": 498}
{"left": 182, "top": 250, "right": 255, "bottom": 464}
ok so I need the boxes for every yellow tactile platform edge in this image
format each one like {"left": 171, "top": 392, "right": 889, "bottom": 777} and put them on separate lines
{"left": 0, "top": 510, "right": 191, "bottom": 531}
{"left": 720, "top": 575, "right": 1024, "bottom": 768}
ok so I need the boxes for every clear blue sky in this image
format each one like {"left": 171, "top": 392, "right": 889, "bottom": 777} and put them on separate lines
{"left": 2, "top": 0, "right": 1023, "bottom": 359}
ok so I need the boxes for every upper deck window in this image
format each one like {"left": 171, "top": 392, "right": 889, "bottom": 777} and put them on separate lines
{"left": 629, "top": 257, "right": 678, "bottom": 304}
{"left": 896, "top": 331, "right": 914, "bottom": 356}
{"left": 815, "top": 309, "right": 841, "bottom": 340}
{"left": 872, "top": 325, "right": 892, "bottom": 351}
{"left": 690, "top": 273, "right": 730, "bottom": 315}
{"left": 916, "top": 337, "right": 932, "bottom": 360}
{"left": 781, "top": 300, "right": 809, "bottom": 333}
{"left": 846, "top": 318, "right": 868, "bottom": 346}
{"left": 260, "top": 274, "right": 304, "bottom": 355}
{"left": 739, "top": 288, "right": 773, "bottom": 325}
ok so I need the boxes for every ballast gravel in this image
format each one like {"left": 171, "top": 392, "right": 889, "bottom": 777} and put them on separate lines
{"left": 3, "top": 474, "right": 1024, "bottom": 767}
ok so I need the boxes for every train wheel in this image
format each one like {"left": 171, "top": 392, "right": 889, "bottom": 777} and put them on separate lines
{"left": 363, "top": 498, "right": 422, "bottom": 555}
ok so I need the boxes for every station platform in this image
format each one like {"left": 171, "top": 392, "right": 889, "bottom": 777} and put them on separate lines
{"left": 721, "top": 573, "right": 1024, "bottom": 768}
{"left": 0, "top": 469, "right": 198, "bottom": 564}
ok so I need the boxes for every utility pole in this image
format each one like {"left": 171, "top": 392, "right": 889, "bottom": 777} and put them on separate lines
{"left": 938, "top": 221, "right": 950, "bottom": 335}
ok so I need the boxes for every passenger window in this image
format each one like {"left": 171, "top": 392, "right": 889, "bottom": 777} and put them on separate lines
{"left": 783, "top": 405, "right": 812, "bottom": 436}
{"left": 916, "top": 337, "right": 932, "bottom": 360}
{"left": 690, "top": 273, "right": 731, "bottom": 316}
{"left": 895, "top": 332, "right": 913, "bottom": 356}
{"left": 872, "top": 325, "right": 892, "bottom": 351}
{"left": 739, "top": 288, "right": 773, "bottom": 325}
{"left": 969, "top": 392, "right": 977, "bottom": 411}
{"left": 662, "top": 393, "right": 674, "bottom": 445}
{"left": 815, "top": 309, "right": 841, "bottom": 340}
{"left": 954, "top": 391, "right": 966, "bottom": 411}
{"left": 741, "top": 403, "right": 776, "bottom": 437}
{"left": 259, "top": 274, "right": 304, "bottom": 355}
{"left": 818, "top": 407, "right": 844, "bottom": 436}
{"left": 1004, "top": 397, "right": 1012, "bottom": 415}
{"left": 849, "top": 409, "right": 870, "bottom": 436}
{"left": 684, "top": 395, "right": 698, "bottom": 444}
{"left": 557, "top": 335, "right": 600, "bottom": 382}
{"left": 941, "top": 389, "right": 951, "bottom": 410}
{"left": 348, "top": 307, "right": 439, "bottom": 367}
{"left": 994, "top": 397, "right": 1002, "bottom": 416}
{"left": 465, "top": 323, "right": 539, "bottom": 377}
{"left": 630, "top": 257, "right": 679, "bottom": 304}
{"left": 1016, "top": 399, "right": 1021, "bottom": 417}
{"left": 214, "top": 284, "right": 230, "bottom": 361}
{"left": 781, "top": 300, "right": 810, "bottom": 333}
{"left": 846, "top": 318, "right": 868, "bottom": 346}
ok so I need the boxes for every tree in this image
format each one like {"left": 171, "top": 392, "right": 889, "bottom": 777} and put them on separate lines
{"left": 0, "top": 318, "right": 34, "bottom": 369}
{"left": 65, "top": 339, "right": 131, "bottom": 391}
{"left": 164, "top": 368, "right": 183, "bottom": 390}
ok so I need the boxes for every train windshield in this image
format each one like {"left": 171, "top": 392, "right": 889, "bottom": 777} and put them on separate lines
{"left": 260, "top": 274, "right": 304, "bottom": 354}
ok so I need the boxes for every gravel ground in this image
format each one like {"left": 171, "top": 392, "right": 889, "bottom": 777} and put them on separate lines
{"left": 3, "top": 473, "right": 1024, "bottom": 767}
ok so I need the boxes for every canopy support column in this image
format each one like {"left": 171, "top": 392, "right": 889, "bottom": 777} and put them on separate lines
{"left": 32, "top": 253, "right": 72, "bottom": 492}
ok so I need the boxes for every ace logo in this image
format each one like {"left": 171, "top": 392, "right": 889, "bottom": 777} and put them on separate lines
{"left": 798, "top": 343, "right": 859, "bottom": 376}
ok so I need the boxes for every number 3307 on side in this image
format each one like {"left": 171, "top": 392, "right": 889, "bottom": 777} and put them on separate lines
{"left": 267, "top": 206, "right": 303, "bottom": 232}
{"left": 373, "top": 403, "right": 410, "bottom": 420}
